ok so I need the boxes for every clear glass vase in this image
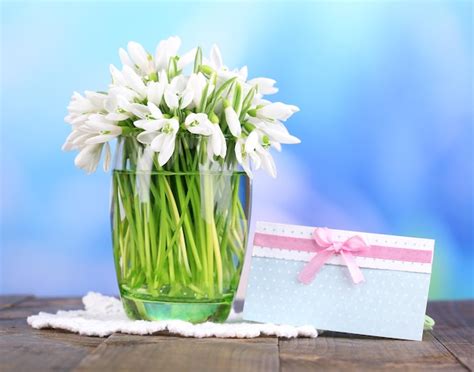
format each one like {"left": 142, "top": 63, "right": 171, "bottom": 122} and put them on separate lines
{"left": 111, "top": 135, "right": 251, "bottom": 323}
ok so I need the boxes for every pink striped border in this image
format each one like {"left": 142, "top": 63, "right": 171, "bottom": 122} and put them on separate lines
{"left": 253, "top": 232, "right": 433, "bottom": 264}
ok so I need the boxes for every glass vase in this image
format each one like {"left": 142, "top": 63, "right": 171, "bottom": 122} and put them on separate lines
{"left": 110, "top": 135, "right": 251, "bottom": 323}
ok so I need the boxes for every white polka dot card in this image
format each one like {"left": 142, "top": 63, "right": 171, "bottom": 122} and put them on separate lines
{"left": 242, "top": 221, "right": 435, "bottom": 341}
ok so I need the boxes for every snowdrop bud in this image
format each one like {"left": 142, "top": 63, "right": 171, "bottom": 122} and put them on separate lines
{"left": 210, "top": 44, "right": 223, "bottom": 70}
{"left": 148, "top": 72, "right": 158, "bottom": 82}
{"left": 199, "top": 65, "right": 215, "bottom": 75}
{"left": 168, "top": 57, "right": 178, "bottom": 79}
{"left": 262, "top": 135, "right": 271, "bottom": 148}
{"left": 247, "top": 108, "right": 257, "bottom": 117}
{"left": 209, "top": 112, "right": 219, "bottom": 124}
{"left": 243, "top": 122, "right": 256, "bottom": 133}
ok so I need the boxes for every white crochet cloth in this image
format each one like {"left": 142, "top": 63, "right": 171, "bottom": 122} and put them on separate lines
{"left": 27, "top": 292, "right": 318, "bottom": 339}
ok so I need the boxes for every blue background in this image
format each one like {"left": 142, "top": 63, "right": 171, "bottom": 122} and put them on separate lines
{"left": 1, "top": 1, "right": 472, "bottom": 299}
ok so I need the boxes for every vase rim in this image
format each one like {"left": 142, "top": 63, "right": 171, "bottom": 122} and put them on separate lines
{"left": 112, "top": 169, "right": 249, "bottom": 176}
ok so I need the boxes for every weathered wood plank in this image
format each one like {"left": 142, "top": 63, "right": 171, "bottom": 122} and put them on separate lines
{"left": 0, "top": 298, "right": 472, "bottom": 372}
{"left": 75, "top": 333, "right": 279, "bottom": 372}
{"left": 279, "top": 331, "right": 467, "bottom": 371}
{"left": 0, "top": 297, "right": 83, "bottom": 320}
{"left": 428, "top": 301, "right": 474, "bottom": 370}
{"left": 0, "top": 295, "right": 33, "bottom": 309}
{"left": 0, "top": 297, "right": 106, "bottom": 372}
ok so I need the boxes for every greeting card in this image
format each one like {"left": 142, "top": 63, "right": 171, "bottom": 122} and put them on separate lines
{"left": 243, "top": 221, "right": 435, "bottom": 340}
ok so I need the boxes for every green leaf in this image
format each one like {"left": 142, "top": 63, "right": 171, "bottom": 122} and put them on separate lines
{"left": 167, "top": 56, "right": 179, "bottom": 80}
{"left": 193, "top": 47, "right": 202, "bottom": 74}
{"left": 198, "top": 82, "right": 210, "bottom": 112}
{"left": 239, "top": 86, "right": 256, "bottom": 121}
{"left": 206, "top": 77, "right": 237, "bottom": 114}
{"left": 232, "top": 82, "right": 242, "bottom": 114}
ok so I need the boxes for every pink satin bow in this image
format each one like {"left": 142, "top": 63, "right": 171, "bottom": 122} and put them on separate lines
{"left": 298, "top": 227, "right": 370, "bottom": 284}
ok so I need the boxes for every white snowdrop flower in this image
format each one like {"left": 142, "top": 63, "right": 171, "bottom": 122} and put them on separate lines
{"left": 186, "top": 72, "right": 208, "bottom": 108}
{"left": 134, "top": 102, "right": 165, "bottom": 131}
{"left": 137, "top": 118, "right": 179, "bottom": 166}
{"left": 65, "top": 91, "right": 107, "bottom": 126}
{"left": 109, "top": 64, "right": 128, "bottom": 87}
{"left": 74, "top": 142, "right": 112, "bottom": 174}
{"left": 253, "top": 102, "right": 299, "bottom": 122}
{"left": 244, "top": 130, "right": 277, "bottom": 178}
{"left": 206, "top": 44, "right": 248, "bottom": 85}
{"left": 244, "top": 130, "right": 262, "bottom": 169}
{"left": 247, "top": 117, "right": 301, "bottom": 144}
{"left": 119, "top": 47, "right": 134, "bottom": 70}
{"left": 63, "top": 113, "right": 120, "bottom": 169}
{"left": 104, "top": 93, "right": 134, "bottom": 122}
{"left": 223, "top": 100, "right": 241, "bottom": 137}
{"left": 256, "top": 146, "right": 277, "bottom": 178}
{"left": 152, "top": 119, "right": 179, "bottom": 166}
{"left": 122, "top": 65, "right": 147, "bottom": 98}
{"left": 108, "top": 85, "right": 140, "bottom": 106}
{"left": 62, "top": 93, "right": 118, "bottom": 159}
{"left": 120, "top": 41, "right": 155, "bottom": 77}
{"left": 184, "top": 113, "right": 213, "bottom": 135}
{"left": 147, "top": 81, "right": 165, "bottom": 106}
{"left": 235, "top": 138, "right": 252, "bottom": 177}
{"left": 209, "top": 44, "right": 223, "bottom": 71}
{"left": 271, "top": 141, "right": 282, "bottom": 152}
{"left": 83, "top": 114, "right": 123, "bottom": 144}
{"left": 62, "top": 128, "right": 92, "bottom": 151}
{"left": 247, "top": 77, "right": 278, "bottom": 95}
{"left": 177, "top": 47, "right": 197, "bottom": 71}
{"left": 110, "top": 64, "right": 147, "bottom": 99}
{"left": 164, "top": 75, "right": 193, "bottom": 110}
{"left": 155, "top": 36, "right": 181, "bottom": 71}
{"left": 208, "top": 121, "right": 227, "bottom": 159}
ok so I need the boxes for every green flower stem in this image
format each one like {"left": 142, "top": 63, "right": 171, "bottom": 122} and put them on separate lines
{"left": 163, "top": 174, "right": 192, "bottom": 276}
{"left": 173, "top": 167, "right": 202, "bottom": 272}
{"left": 112, "top": 135, "right": 249, "bottom": 304}
{"left": 204, "top": 173, "right": 223, "bottom": 293}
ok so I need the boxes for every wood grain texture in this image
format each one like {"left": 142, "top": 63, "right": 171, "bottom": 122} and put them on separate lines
{"left": 279, "top": 331, "right": 468, "bottom": 371}
{"left": 75, "top": 333, "right": 279, "bottom": 372}
{"left": 0, "top": 297, "right": 83, "bottom": 320}
{"left": 0, "top": 297, "right": 472, "bottom": 372}
{"left": 0, "top": 297, "right": 106, "bottom": 372}
{"left": 428, "top": 301, "right": 474, "bottom": 370}
{"left": 0, "top": 295, "right": 32, "bottom": 310}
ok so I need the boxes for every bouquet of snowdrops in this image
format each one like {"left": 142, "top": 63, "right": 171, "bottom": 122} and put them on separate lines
{"left": 63, "top": 36, "right": 300, "bottom": 177}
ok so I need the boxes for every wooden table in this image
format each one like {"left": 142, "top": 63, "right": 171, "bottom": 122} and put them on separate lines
{"left": 0, "top": 297, "right": 472, "bottom": 371}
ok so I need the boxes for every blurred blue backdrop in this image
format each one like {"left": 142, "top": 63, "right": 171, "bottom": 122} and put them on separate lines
{"left": 1, "top": 1, "right": 472, "bottom": 299}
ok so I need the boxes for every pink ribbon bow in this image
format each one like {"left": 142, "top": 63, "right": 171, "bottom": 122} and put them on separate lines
{"left": 298, "top": 227, "right": 370, "bottom": 284}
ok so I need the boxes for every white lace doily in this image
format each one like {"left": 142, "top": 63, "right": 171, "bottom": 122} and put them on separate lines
{"left": 27, "top": 292, "right": 318, "bottom": 339}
